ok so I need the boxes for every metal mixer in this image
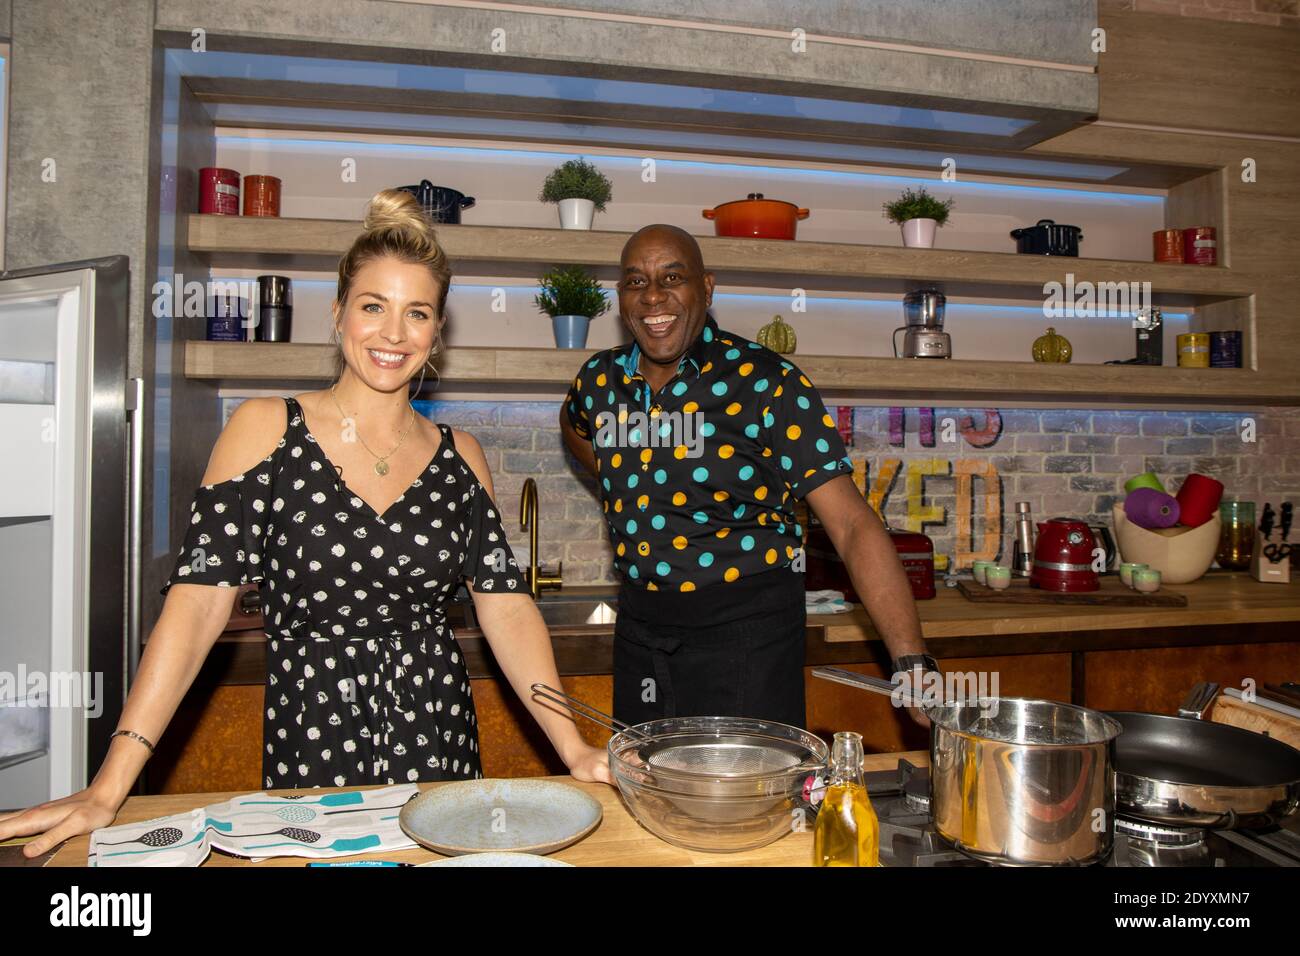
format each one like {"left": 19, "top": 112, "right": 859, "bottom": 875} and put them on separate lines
{"left": 893, "top": 288, "right": 951, "bottom": 359}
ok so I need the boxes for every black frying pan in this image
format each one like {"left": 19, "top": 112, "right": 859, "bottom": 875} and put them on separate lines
{"left": 1108, "top": 684, "right": 1300, "bottom": 829}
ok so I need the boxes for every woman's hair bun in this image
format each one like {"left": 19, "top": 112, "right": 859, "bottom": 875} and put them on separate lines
{"left": 361, "top": 187, "right": 436, "bottom": 239}
{"left": 362, "top": 188, "right": 437, "bottom": 244}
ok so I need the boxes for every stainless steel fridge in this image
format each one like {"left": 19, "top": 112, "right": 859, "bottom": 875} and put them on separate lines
{"left": 0, "top": 255, "right": 137, "bottom": 810}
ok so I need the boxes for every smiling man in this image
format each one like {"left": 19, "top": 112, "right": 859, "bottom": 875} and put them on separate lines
{"left": 560, "top": 224, "right": 934, "bottom": 728}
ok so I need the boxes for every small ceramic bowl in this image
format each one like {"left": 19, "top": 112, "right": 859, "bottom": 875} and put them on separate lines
{"left": 972, "top": 560, "right": 994, "bottom": 586}
{"left": 1132, "top": 568, "right": 1162, "bottom": 593}
{"left": 986, "top": 566, "right": 1012, "bottom": 590}
{"left": 1119, "top": 562, "right": 1148, "bottom": 588}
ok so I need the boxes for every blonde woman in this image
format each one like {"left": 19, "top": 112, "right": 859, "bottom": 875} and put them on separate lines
{"left": 1, "top": 190, "right": 611, "bottom": 859}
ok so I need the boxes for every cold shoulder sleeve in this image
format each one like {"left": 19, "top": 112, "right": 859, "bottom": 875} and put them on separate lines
{"left": 161, "top": 469, "right": 272, "bottom": 593}
{"left": 459, "top": 481, "right": 529, "bottom": 594}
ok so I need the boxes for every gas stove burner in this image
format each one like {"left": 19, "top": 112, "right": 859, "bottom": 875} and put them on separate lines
{"left": 1114, "top": 817, "right": 1207, "bottom": 847}
{"left": 903, "top": 775, "right": 931, "bottom": 814}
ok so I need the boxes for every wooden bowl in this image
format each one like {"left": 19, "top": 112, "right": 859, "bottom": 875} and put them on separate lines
{"left": 1111, "top": 503, "right": 1221, "bottom": 584}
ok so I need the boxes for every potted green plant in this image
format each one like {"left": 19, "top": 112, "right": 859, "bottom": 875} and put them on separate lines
{"left": 535, "top": 265, "right": 610, "bottom": 348}
{"left": 539, "top": 157, "right": 613, "bottom": 230}
{"left": 882, "top": 186, "right": 955, "bottom": 248}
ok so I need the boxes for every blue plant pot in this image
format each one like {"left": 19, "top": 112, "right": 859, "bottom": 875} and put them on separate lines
{"left": 551, "top": 314, "right": 591, "bottom": 349}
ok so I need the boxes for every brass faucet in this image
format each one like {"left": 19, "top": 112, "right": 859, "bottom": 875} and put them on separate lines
{"left": 520, "top": 477, "right": 563, "bottom": 600}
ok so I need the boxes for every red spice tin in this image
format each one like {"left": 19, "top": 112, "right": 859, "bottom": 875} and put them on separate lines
{"left": 243, "top": 175, "right": 282, "bottom": 217}
{"left": 199, "top": 167, "right": 240, "bottom": 215}
{"left": 1182, "top": 226, "right": 1217, "bottom": 266}
{"left": 1153, "top": 228, "right": 1184, "bottom": 263}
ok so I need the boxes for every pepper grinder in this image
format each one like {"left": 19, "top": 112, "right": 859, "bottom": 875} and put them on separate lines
{"left": 1012, "top": 501, "right": 1035, "bottom": 577}
{"left": 255, "top": 275, "right": 293, "bottom": 342}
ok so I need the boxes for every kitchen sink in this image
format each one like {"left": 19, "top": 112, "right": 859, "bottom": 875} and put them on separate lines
{"left": 450, "top": 590, "right": 618, "bottom": 630}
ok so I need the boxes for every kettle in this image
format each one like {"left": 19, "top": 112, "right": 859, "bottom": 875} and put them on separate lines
{"left": 1030, "top": 517, "right": 1100, "bottom": 592}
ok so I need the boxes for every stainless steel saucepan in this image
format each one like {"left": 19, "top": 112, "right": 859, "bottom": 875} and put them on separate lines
{"left": 812, "top": 666, "right": 1123, "bottom": 866}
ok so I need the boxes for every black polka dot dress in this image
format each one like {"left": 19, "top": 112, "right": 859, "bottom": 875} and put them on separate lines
{"left": 162, "top": 397, "right": 528, "bottom": 788}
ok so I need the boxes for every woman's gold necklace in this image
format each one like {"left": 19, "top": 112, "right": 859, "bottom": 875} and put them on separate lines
{"left": 329, "top": 384, "right": 416, "bottom": 477}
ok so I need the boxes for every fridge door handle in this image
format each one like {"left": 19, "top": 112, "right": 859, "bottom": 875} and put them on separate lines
{"left": 126, "top": 377, "right": 145, "bottom": 682}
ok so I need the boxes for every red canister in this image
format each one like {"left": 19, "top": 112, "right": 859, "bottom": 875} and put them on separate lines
{"left": 1182, "top": 226, "right": 1217, "bottom": 266}
{"left": 1153, "top": 228, "right": 1184, "bottom": 263}
{"left": 199, "top": 167, "right": 240, "bottom": 215}
{"left": 243, "top": 175, "right": 282, "bottom": 217}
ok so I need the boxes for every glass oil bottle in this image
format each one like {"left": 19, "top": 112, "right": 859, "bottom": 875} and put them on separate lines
{"left": 813, "top": 731, "right": 880, "bottom": 866}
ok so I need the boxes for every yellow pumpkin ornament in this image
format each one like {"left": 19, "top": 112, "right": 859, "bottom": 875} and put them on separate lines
{"left": 1032, "top": 326, "right": 1072, "bottom": 363}
{"left": 757, "top": 314, "right": 797, "bottom": 354}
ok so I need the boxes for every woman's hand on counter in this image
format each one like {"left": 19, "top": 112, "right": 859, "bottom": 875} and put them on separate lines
{"left": 563, "top": 742, "right": 614, "bottom": 785}
{"left": 0, "top": 785, "right": 123, "bottom": 859}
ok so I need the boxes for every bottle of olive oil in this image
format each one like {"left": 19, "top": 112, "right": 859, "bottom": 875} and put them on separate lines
{"left": 813, "top": 731, "right": 880, "bottom": 867}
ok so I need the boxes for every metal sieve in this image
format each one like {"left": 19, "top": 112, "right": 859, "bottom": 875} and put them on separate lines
{"left": 530, "top": 683, "right": 817, "bottom": 779}
{"left": 643, "top": 737, "right": 803, "bottom": 775}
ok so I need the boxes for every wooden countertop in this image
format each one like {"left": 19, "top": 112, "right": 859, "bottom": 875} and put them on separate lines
{"left": 40, "top": 751, "right": 927, "bottom": 868}
{"left": 824, "top": 572, "right": 1300, "bottom": 644}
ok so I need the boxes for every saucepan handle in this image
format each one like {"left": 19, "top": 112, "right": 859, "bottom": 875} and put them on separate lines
{"left": 811, "top": 666, "right": 897, "bottom": 697}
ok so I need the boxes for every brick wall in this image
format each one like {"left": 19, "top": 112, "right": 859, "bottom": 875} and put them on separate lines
{"left": 1103, "top": 0, "right": 1300, "bottom": 27}
{"left": 415, "top": 400, "right": 1300, "bottom": 582}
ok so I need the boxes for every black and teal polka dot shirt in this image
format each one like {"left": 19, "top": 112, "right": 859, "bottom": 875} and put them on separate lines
{"left": 564, "top": 314, "right": 853, "bottom": 592}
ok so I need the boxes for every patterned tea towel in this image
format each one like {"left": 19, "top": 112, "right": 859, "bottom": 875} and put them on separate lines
{"left": 805, "top": 589, "right": 852, "bottom": 615}
{"left": 88, "top": 784, "right": 419, "bottom": 866}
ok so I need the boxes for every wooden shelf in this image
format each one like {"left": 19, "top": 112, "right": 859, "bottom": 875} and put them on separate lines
{"left": 187, "top": 215, "right": 1252, "bottom": 306}
{"left": 185, "top": 215, "right": 1288, "bottom": 405}
{"left": 185, "top": 340, "right": 1297, "bottom": 406}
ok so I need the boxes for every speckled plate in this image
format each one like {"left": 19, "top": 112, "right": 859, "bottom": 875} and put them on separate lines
{"left": 416, "top": 852, "right": 574, "bottom": 867}
{"left": 399, "top": 779, "right": 602, "bottom": 856}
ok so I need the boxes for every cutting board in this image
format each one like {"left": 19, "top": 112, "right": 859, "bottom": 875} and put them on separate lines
{"left": 1211, "top": 693, "right": 1300, "bottom": 751}
{"left": 957, "top": 577, "right": 1188, "bottom": 607}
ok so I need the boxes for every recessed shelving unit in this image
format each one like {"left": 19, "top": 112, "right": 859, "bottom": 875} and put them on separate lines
{"left": 165, "top": 39, "right": 1288, "bottom": 408}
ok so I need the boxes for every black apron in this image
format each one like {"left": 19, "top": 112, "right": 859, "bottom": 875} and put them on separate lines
{"left": 611, "top": 570, "right": 807, "bottom": 728}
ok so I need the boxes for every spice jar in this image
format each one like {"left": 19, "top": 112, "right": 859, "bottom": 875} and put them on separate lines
{"left": 1182, "top": 226, "right": 1217, "bottom": 266}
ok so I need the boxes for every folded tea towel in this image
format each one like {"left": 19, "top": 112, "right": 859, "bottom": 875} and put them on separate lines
{"left": 805, "top": 589, "right": 852, "bottom": 615}
{"left": 88, "top": 784, "right": 419, "bottom": 867}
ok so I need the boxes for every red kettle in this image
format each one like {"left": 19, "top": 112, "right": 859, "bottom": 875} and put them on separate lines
{"left": 1030, "top": 517, "right": 1100, "bottom": 592}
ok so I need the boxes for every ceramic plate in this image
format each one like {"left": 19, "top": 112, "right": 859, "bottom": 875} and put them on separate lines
{"left": 416, "top": 851, "right": 573, "bottom": 867}
{"left": 399, "top": 779, "right": 601, "bottom": 856}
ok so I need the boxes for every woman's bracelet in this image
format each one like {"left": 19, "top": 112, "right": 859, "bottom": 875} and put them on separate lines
{"left": 110, "top": 729, "right": 156, "bottom": 756}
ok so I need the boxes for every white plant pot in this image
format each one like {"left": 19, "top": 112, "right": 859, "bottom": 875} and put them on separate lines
{"left": 557, "top": 198, "right": 596, "bottom": 230}
{"left": 901, "top": 218, "right": 938, "bottom": 248}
